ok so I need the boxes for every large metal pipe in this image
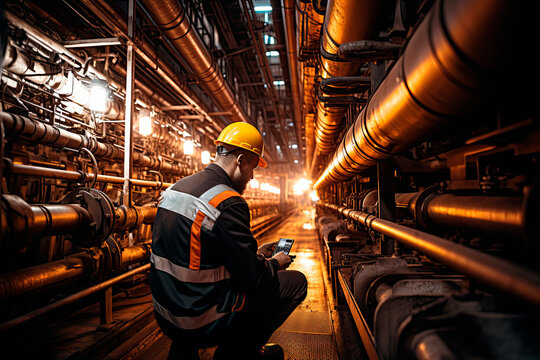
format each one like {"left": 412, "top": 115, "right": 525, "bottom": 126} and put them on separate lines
{"left": 395, "top": 192, "right": 525, "bottom": 236}
{"left": 0, "top": 253, "right": 93, "bottom": 299}
{"left": 0, "top": 263, "right": 150, "bottom": 331}
{"left": 320, "top": 202, "right": 540, "bottom": 307}
{"left": 79, "top": 0, "right": 219, "bottom": 127}
{"left": 0, "top": 112, "right": 188, "bottom": 175}
{"left": 282, "top": 0, "right": 303, "bottom": 154}
{"left": 140, "top": 0, "right": 250, "bottom": 124}
{"left": 0, "top": 243, "right": 150, "bottom": 299}
{"left": 315, "top": 0, "right": 381, "bottom": 155}
{"left": 315, "top": 0, "right": 517, "bottom": 188}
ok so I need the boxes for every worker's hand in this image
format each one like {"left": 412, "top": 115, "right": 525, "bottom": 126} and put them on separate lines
{"left": 271, "top": 251, "right": 292, "bottom": 270}
{"left": 258, "top": 241, "right": 278, "bottom": 258}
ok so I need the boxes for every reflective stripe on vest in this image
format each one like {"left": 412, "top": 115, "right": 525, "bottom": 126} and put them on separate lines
{"left": 153, "top": 297, "right": 228, "bottom": 330}
{"left": 151, "top": 253, "right": 231, "bottom": 283}
{"left": 187, "top": 185, "right": 241, "bottom": 270}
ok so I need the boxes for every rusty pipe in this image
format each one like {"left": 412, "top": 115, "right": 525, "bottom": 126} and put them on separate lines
{"left": 140, "top": 0, "right": 249, "bottom": 124}
{"left": 320, "top": 202, "right": 540, "bottom": 307}
{"left": 315, "top": 0, "right": 381, "bottom": 155}
{"left": 315, "top": 0, "right": 518, "bottom": 188}
{"left": 282, "top": 0, "right": 303, "bottom": 155}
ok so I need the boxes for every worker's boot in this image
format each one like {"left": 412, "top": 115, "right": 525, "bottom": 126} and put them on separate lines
{"left": 258, "top": 343, "right": 284, "bottom": 360}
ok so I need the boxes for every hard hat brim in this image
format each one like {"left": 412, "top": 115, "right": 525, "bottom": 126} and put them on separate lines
{"left": 258, "top": 156, "right": 268, "bottom": 168}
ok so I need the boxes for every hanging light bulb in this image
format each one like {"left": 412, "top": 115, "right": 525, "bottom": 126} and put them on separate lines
{"left": 201, "top": 150, "right": 211, "bottom": 164}
{"left": 89, "top": 79, "right": 109, "bottom": 113}
{"left": 138, "top": 109, "right": 153, "bottom": 136}
{"left": 184, "top": 139, "right": 194, "bottom": 155}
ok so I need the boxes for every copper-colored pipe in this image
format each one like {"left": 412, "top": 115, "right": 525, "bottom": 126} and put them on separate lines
{"left": 1, "top": 112, "right": 187, "bottom": 175}
{"left": 114, "top": 205, "right": 157, "bottom": 232}
{"left": 425, "top": 194, "right": 524, "bottom": 235}
{"left": 140, "top": 0, "right": 249, "bottom": 124}
{"left": 0, "top": 264, "right": 150, "bottom": 331}
{"left": 31, "top": 204, "right": 91, "bottom": 235}
{"left": 315, "top": 0, "right": 381, "bottom": 155}
{"left": 320, "top": 202, "right": 540, "bottom": 306}
{"left": 0, "top": 243, "right": 150, "bottom": 300}
{"left": 6, "top": 161, "right": 174, "bottom": 188}
{"left": 79, "top": 0, "right": 219, "bottom": 127}
{"left": 282, "top": 0, "right": 303, "bottom": 154}
{"left": 315, "top": 0, "right": 515, "bottom": 188}
{"left": 0, "top": 253, "right": 93, "bottom": 299}
{"left": 395, "top": 192, "right": 524, "bottom": 236}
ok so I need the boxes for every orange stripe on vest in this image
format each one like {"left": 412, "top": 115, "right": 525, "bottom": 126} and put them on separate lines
{"left": 189, "top": 211, "right": 206, "bottom": 269}
{"left": 189, "top": 189, "right": 240, "bottom": 270}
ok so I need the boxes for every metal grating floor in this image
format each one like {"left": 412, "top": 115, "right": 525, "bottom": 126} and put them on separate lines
{"left": 265, "top": 208, "right": 339, "bottom": 360}
{"left": 133, "top": 208, "right": 339, "bottom": 360}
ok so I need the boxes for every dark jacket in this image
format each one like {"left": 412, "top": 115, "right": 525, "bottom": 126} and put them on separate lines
{"left": 150, "top": 163, "right": 280, "bottom": 346}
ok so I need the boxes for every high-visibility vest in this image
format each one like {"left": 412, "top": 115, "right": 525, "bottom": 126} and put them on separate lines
{"left": 150, "top": 182, "right": 247, "bottom": 335}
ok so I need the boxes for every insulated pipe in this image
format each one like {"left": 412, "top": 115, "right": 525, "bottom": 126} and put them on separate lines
{"left": 140, "top": 0, "right": 250, "bottom": 124}
{"left": 282, "top": 0, "right": 303, "bottom": 154}
{"left": 0, "top": 112, "right": 188, "bottom": 175}
{"left": 79, "top": 0, "right": 219, "bottom": 127}
{"left": 315, "top": 0, "right": 517, "bottom": 189}
{"left": 315, "top": 0, "right": 381, "bottom": 155}
{"left": 320, "top": 202, "right": 540, "bottom": 307}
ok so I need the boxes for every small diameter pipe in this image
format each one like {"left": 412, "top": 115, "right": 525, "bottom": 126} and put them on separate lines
{"left": 320, "top": 202, "right": 540, "bottom": 307}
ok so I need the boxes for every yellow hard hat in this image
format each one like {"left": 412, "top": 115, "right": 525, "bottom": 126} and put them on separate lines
{"left": 214, "top": 122, "right": 268, "bottom": 168}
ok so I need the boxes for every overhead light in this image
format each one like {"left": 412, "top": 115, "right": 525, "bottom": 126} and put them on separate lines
{"left": 89, "top": 79, "right": 109, "bottom": 113}
{"left": 254, "top": 5, "right": 272, "bottom": 12}
{"left": 201, "top": 150, "right": 211, "bottom": 164}
{"left": 266, "top": 51, "right": 279, "bottom": 57}
{"left": 138, "top": 109, "right": 153, "bottom": 136}
{"left": 184, "top": 140, "right": 194, "bottom": 155}
{"left": 273, "top": 80, "right": 284, "bottom": 86}
{"left": 291, "top": 144, "right": 298, "bottom": 149}
{"left": 294, "top": 159, "right": 299, "bottom": 164}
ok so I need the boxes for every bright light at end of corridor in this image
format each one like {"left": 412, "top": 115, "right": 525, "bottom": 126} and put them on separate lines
{"left": 293, "top": 178, "right": 312, "bottom": 195}
{"left": 302, "top": 222, "right": 313, "bottom": 230}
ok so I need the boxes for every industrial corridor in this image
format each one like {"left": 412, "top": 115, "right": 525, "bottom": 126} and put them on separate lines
{"left": 1, "top": 0, "right": 539, "bottom": 358}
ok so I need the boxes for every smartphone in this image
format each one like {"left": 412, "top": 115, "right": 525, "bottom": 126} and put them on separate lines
{"left": 272, "top": 238, "right": 294, "bottom": 256}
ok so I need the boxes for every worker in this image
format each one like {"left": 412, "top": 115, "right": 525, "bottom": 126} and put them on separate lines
{"left": 150, "top": 122, "right": 308, "bottom": 360}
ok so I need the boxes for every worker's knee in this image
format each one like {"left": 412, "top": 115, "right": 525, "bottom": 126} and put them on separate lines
{"left": 279, "top": 270, "right": 308, "bottom": 303}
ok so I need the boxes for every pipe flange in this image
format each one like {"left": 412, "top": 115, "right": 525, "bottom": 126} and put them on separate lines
{"left": 61, "top": 188, "right": 115, "bottom": 247}
{"left": 413, "top": 184, "right": 440, "bottom": 229}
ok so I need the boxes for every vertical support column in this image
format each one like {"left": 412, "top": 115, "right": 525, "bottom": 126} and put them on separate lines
{"left": 279, "top": 175, "right": 288, "bottom": 213}
{"left": 100, "top": 286, "right": 113, "bottom": 325}
{"left": 371, "top": 62, "right": 396, "bottom": 255}
{"left": 123, "top": 0, "right": 135, "bottom": 207}
{"left": 377, "top": 161, "right": 396, "bottom": 255}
